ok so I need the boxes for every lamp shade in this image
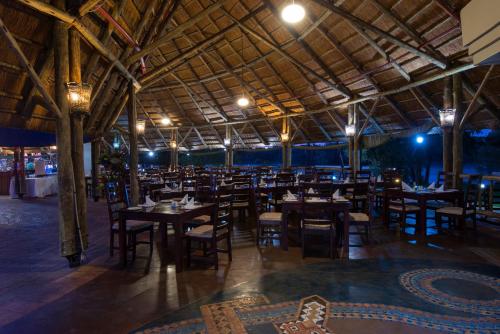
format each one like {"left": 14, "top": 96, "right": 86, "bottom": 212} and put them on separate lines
{"left": 170, "top": 140, "right": 177, "bottom": 149}
{"left": 345, "top": 124, "right": 356, "bottom": 137}
{"left": 439, "top": 108, "right": 456, "bottom": 127}
{"left": 136, "top": 120, "right": 146, "bottom": 135}
{"left": 281, "top": 3, "right": 305, "bottom": 23}
{"left": 66, "top": 82, "right": 92, "bottom": 114}
{"left": 281, "top": 132, "right": 290, "bottom": 142}
{"left": 224, "top": 138, "right": 231, "bottom": 146}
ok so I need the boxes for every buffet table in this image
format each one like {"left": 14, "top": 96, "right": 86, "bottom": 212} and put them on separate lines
{"left": 9, "top": 175, "right": 58, "bottom": 198}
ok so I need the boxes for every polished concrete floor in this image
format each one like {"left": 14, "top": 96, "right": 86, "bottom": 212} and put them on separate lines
{"left": 0, "top": 196, "right": 498, "bottom": 333}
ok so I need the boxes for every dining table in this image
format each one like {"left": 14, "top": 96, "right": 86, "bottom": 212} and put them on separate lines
{"left": 118, "top": 202, "right": 216, "bottom": 272}
{"left": 281, "top": 198, "right": 352, "bottom": 259}
{"left": 383, "top": 188, "right": 462, "bottom": 237}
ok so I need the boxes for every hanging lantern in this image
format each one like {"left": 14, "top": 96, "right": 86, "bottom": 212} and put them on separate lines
{"left": 281, "top": 132, "right": 290, "bottom": 142}
{"left": 439, "top": 108, "right": 456, "bottom": 128}
{"left": 136, "top": 120, "right": 146, "bottom": 135}
{"left": 281, "top": 2, "right": 306, "bottom": 23}
{"left": 345, "top": 124, "right": 356, "bottom": 137}
{"left": 66, "top": 82, "right": 92, "bottom": 114}
{"left": 224, "top": 138, "right": 231, "bottom": 146}
{"left": 170, "top": 140, "right": 177, "bottom": 149}
{"left": 236, "top": 96, "right": 250, "bottom": 107}
{"left": 161, "top": 117, "right": 171, "bottom": 125}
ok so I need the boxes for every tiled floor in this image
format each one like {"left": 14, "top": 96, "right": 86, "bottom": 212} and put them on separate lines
{"left": 0, "top": 196, "right": 498, "bottom": 333}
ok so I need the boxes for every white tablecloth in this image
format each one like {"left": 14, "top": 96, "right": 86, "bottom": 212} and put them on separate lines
{"left": 10, "top": 175, "right": 58, "bottom": 198}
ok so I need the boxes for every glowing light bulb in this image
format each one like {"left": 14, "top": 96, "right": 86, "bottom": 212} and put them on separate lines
{"left": 69, "top": 92, "right": 80, "bottom": 102}
{"left": 161, "top": 117, "right": 171, "bottom": 125}
{"left": 148, "top": 151, "right": 154, "bottom": 157}
{"left": 237, "top": 96, "right": 250, "bottom": 107}
{"left": 416, "top": 135, "right": 424, "bottom": 144}
{"left": 281, "top": 3, "right": 305, "bottom": 23}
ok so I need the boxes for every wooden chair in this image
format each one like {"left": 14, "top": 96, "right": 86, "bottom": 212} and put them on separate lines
{"left": 255, "top": 195, "right": 282, "bottom": 246}
{"left": 300, "top": 200, "right": 336, "bottom": 259}
{"left": 301, "top": 181, "right": 333, "bottom": 199}
{"left": 386, "top": 186, "right": 420, "bottom": 233}
{"left": 185, "top": 195, "right": 232, "bottom": 270}
{"left": 348, "top": 177, "right": 376, "bottom": 243}
{"left": 477, "top": 176, "right": 500, "bottom": 225}
{"left": 355, "top": 170, "right": 371, "bottom": 183}
{"left": 436, "top": 175, "right": 481, "bottom": 232}
{"left": 182, "top": 176, "right": 196, "bottom": 197}
{"left": 104, "top": 181, "right": 154, "bottom": 260}
{"left": 344, "top": 181, "right": 369, "bottom": 212}
{"left": 436, "top": 171, "right": 454, "bottom": 189}
{"left": 232, "top": 175, "right": 252, "bottom": 223}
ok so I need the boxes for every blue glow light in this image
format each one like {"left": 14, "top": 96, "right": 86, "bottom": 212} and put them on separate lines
{"left": 187, "top": 153, "right": 191, "bottom": 156}
{"left": 481, "top": 183, "right": 486, "bottom": 189}
{"left": 332, "top": 175, "right": 337, "bottom": 180}
{"left": 113, "top": 142, "right": 120, "bottom": 149}
{"left": 416, "top": 135, "right": 424, "bottom": 144}
{"left": 148, "top": 151, "right": 154, "bottom": 157}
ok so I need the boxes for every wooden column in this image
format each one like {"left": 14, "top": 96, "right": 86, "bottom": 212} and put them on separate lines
{"left": 127, "top": 81, "right": 140, "bottom": 206}
{"left": 54, "top": 0, "right": 78, "bottom": 262}
{"left": 442, "top": 76, "right": 453, "bottom": 186}
{"left": 69, "top": 28, "right": 88, "bottom": 251}
{"left": 225, "top": 125, "right": 233, "bottom": 168}
{"left": 91, "top": 138, "right": 100, "bottom": 201}
{"left": 281, "top": 117, "right": 291, "bottom": 169}
{"left": 452, "top": 74, "right": 464, "bottom": 189}
{"left": 170, "top": 129, "right": 178, "bottom": 170}
{"left": 352, "top": 104, "right": 360, "bottom": 172}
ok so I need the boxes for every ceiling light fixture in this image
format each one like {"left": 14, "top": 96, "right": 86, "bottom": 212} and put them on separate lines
{"left": 281, "top": 1, "right": 305, "bottom": 24}
{"left": 235, "top": 27, "right": 251, "bottom": 108}
{"left": 161, "top": 117, "right": 171, "bottom": 125}
{"left": 237, "top": 96, "right": 249, "bottom": 107}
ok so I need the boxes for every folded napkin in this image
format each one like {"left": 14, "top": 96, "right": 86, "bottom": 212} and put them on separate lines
{"left": 307, "top": 188, "right": 315, "bottom": 194}
{"left": 259, "top": 180, "right": 266, "bottom": 187}
{"left": 332, "top": 189, "right": 340, "bottom": 199}
{"left": 436, "top": 185, "right": 444, "bottom": 192}
{"left": 184, "top": 197, "right": 196, "bottom": 209}
{"left": 285, "top": 190, "right": 297, "bottom": 201}
{"left": 427, "top": 182, "right": 435, "bottom": 190}
{"left": 163, "top": 184, "right": 172, "bottom": 191}
{"left": 180, "top": 194, "right": 188, "bottom": 205}
{"left": 344, "top": 177, "right": 350, "bottom": 184}
{"left": 221, "top": 180, "right": 227, "bottom": 186}
{"left": 144, "top": 195, "right": 156, "bottom": 207}
{"left": 308, "top": 197, "right": 326, "bottom": 202}
{"left": 377, "top": 175, "right": 382, "bottom": 182}
{"left": 402, "top": 181, "right": 414, "bottom": 192}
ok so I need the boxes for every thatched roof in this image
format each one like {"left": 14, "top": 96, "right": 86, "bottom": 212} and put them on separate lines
{"left": 0, "top": 0, "right": 499, "bottom": 151}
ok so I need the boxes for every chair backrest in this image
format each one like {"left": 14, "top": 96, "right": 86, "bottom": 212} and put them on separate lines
{"left": 301, "top": 182, "right": 333, "bottom": 198}
{"left": 436, "top": 171, "right": 454, "bottom": 189}
{"left": 216, "top": 193, "right": 233, "bottom": 225}
{"left": 356, "top": 170, "right": 371, "bottom": 182}
{"left": 386, "top": 188, "right": 409, "bottom": 211}
{"left": 463, "top": 175, "right": 482, "bottom": 213}
{"left": 276, "top": 173, "right": 295, "bottom": 186}
{"left": 383, "top": 169, "right": 402, "bottom": 189}
{"left": 104, "top": 181, "right": 127, "bottom": 225}
{"left": 301, "top": 200, "right": 335, "bottom": 227}
{"left": 351, "top": 181, "right": 369, "bottom": 200}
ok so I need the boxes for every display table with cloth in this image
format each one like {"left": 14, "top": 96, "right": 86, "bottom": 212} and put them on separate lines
{"left": 9, "top": 175, "right": 58, "bottom": 198}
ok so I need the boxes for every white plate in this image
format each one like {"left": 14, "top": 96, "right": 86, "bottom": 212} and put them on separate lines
{"left": 160, "top": 199, "right": 172, "bottom": 203}
{"left": 127, "top": 206, "right": 141, "bottom": 211}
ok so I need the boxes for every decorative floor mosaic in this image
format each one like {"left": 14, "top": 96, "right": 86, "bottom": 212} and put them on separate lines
{"left": 134, "top": 265, "right": 500, "bottom": 334}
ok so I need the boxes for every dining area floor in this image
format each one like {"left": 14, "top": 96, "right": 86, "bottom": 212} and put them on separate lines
{"left": 0, "top": 196, "right": 499, "bottom": 334}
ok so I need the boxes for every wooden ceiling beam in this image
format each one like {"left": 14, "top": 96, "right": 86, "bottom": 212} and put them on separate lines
{"left": 0, "top": 17, "right": 61, "bottom": 119}
{"left": 410, "top": 89, "right": 440, "bottom": 126}
{"left": 311, "top": 0, "right": 447, "bottom": 69}
{"left": 15, "top": 0, "right": 140, "bottom": 87}
{"left": 137, "top": 98, "right": 170, "bottom": 147}
{"left": 128, "top": 1, "right": 225, "bottom": 64}
{"left": 78, "top": 0, "right": 103, "bottom": 17}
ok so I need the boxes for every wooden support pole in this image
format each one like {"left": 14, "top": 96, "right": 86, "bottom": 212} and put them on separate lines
{"left": 91, "top": 139, "right": 100, "bottom": 201}
{"left": 225, "top": 125, "right": 233, "bottom": 168}
{"left": 127, "top": 81, "right": 140, "bottom": 206}
{"left": 69, "top": 28, "right": 88, "bottom": 251}
{"left": 170, "top": 129, "right": 178, "bottom": 170}
{"left": 347, "top": 105, "right": 354, "bottom": 170}
{"left": 352, "top": 105, "right": 360, "bottom": 172}
{"left": 281, "top": 117, "right": 291, "bottom": 169}
{"left": 53, "top": 0, "right": 78, "bottom": 263}
{"left": 452, "top": 74, "right": 464, "bottom": 189}
{"left": 442, "top": 76, "right": 453, "bottom": 182}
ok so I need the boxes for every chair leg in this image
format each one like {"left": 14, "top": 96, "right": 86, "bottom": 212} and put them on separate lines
{"left": 227, "top": 233, "right": 232, "bottom": 262}
{"left": 149, "top": 228, "right": 154, "bottom": 257}
{"left": 256, "top": 221, "right": 261, "bottom": 246}
{"left": 132, "top": 233, "right": 137, "bottom": 261}
{"left": 301, "top": 229, "right": 306, "bottom": 259}
{"left": 212, "top": 240, "right": 219, "bottom": 270}
{"left": 186, "top": 238, "right": 191, "bottom": 268}
{"left": 110, "top": 231, "right": 114, "bottom": 256}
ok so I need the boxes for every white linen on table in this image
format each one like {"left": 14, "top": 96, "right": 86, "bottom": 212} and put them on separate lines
{"left": 10, "top": 175, "right": 58, "bottom": 198}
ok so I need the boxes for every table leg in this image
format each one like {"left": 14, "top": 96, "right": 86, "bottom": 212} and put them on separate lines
{"left": 343, "top": 208, "right": 350, "bottom": 259}
{"left": 281, "top": 209, "right": 288, "bottom": 251}
{"left": 174, "top": 219, "right": 184, "bottom": 273}
{"left": 119, "top": 215, "right": 127, "bottom": 267}
{"left": 419, "top": 198, "right": 427, "bottom": 238}
{"left": 383, "top": 192, "right": 389, "bottom": 227}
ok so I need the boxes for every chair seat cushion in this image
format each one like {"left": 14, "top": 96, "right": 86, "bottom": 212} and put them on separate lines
{"left": 349, "top": 212, "right": 369, "bottom": 222}
{"left": 186, "top": 224, "right": 228, "bottom": 238}
{"left": 233, "top": 201, "right": 249, "bottom": 208}
{"left": 426, "top": 200, "right": 450, "bottom": 208}
{"left": 302, "top": 219, "right": 332, "bottom": 230}
{"left": 112, "top": 220, "right": 153, "bottom": 231}
{"left": 389, "top": 204, "right": 420, "bottom": 212}
{"left": 345, "top": 194, "right": 367, "bottom": 200}
{"left": 191, "top": 215, "right": 211, "bottom": 224}
{"left": 436, "top": 206, "right": 473, "bottom": 216}
{"left": 259, "top": 212, "right": 282, "bottom": 223}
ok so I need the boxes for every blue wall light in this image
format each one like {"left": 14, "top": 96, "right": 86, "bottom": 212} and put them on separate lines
{"left": 416, "top": 135, "right": 425, "bottom": 144}
{"left": 148, "top": 151, "right": 154, "bottom": 157}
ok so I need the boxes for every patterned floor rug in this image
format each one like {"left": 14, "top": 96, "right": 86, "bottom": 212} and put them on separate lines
{"left": 134, "top": 263, "right": 500, "bottom": 333}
